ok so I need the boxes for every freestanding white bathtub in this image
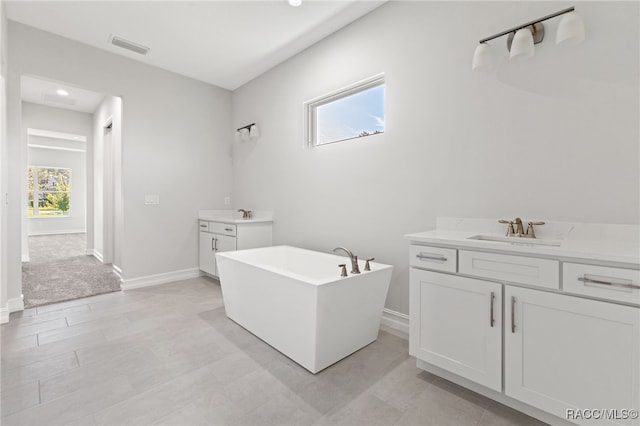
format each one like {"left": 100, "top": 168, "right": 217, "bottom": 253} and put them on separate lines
{"left": 215, "top": 245, "right": 393, "bottom": 373}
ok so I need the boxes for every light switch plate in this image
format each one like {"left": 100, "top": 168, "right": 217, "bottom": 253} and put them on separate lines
{"left": 144, "top": 194, "right": 160, "bottom": 205}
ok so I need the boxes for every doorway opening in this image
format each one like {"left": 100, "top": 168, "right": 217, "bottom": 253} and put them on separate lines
{"left": 19, "top": 75, "right": 123, "bottom": 307}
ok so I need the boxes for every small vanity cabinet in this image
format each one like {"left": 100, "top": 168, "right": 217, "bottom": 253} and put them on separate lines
{"left": 407, "top": 223, "right": 640, "bottom": 426}
{"left": 410, "top": 268, "right": 503, "bottom": 391}
{"left": 199, "top": 216, "right": 272, "bottom": 278}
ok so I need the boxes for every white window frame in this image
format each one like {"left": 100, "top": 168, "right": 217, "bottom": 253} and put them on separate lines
{"left": 28, "top": 165, "right": 72, "bottom": 218}
{"left": 304, "top": 73, "right": 385, "bottom": 147}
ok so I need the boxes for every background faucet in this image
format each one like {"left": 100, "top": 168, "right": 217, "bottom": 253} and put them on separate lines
{"left": 237, "top": 209, "right": 252, "bottom": 219}
{"left": 333, "top": 247, "right": 360, "bottom": 274}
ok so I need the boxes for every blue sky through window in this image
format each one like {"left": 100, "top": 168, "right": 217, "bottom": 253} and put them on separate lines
{"left": 315, "top": 84, "right": 384, "bottom": 145}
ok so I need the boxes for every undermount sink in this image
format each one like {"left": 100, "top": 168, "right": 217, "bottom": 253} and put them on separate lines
{"left": 467, "top": 234, "right": 563, "bottom": 247}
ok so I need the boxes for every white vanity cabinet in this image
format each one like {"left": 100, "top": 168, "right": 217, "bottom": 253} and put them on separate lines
{"left": 505, "top": 286, "right": 640, "bottom": 426}
{"left": 410, "top": 268, "right": 502, "bottom": 391}
{"left": 199, "top": 226, "right": 217, "bottom": 276}
{"left": 199, "top": 219, "right": 272, "bottom": 278}
{"left": 407, "top": 230, "right": 640, "bottom": 426}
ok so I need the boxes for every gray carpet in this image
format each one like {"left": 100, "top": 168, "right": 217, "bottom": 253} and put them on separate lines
{"left": 28, "top": 233, "right": 89, "bottom": 263}
{"left": 23, "top": 234, "right": 121, "bottom": 308}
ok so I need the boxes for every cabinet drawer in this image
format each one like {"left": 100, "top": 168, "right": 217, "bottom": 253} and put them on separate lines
{"left": 410, "top": 245, "right": 457, "bottom": 273}
{"left": 563, "top": 263, "right": 640, "bottom": 305}
{"left": 459, "top": 250, "right": 559, "bottom": 289}
{"left": 209, "top": 222, "right": 236, "bottom": 237}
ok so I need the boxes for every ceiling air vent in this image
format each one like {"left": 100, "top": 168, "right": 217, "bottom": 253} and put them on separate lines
{"left": 110, "top": 35, "right": 150, "bottom": 56}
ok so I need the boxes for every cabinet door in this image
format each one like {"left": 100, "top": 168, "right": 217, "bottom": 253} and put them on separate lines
{"left": 410, "top": 269, "right": 502, "bottom": 391}
{"left": 199, "top": 232, "right": 216, "bottom": 275}
{"left": 213, "top": 234, "right": 237, "bottom": 276}
{"left": 505, "top": 286, "right": 640, "bottom": 426}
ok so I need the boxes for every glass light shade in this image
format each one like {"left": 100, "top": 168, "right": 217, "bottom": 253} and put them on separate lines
{"left": 240, "top": 128, "right": 250, "bottom": 142}
{"left": 249, "top": 124, "right": 259, "bottom": 139}
{"left": 556, "top": 11, "right": 585, "bottom": 45}
{"left": 288, "top": 0, "right": 301, "bottom": 6}
{"left": 510, "top": 28, "right": 534, "bottom": 59}
{"left": 471, "top": 43, "right": 494, "bottom": 71}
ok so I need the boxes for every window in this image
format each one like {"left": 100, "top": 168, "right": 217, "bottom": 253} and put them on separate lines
{"left": 305, "top": 74, "right": 385, "bottom": 147}
{"left": 27, "top": 167, "right": 71, "bottom": 217}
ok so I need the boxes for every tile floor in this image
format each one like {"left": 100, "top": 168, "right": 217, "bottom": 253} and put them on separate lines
{"left": 1, "top": 277, "right": 546, "bottom": 425}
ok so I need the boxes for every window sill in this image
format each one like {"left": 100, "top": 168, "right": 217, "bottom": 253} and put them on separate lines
{"left": 28, "top": 215, "right": 73, "bottom": 220}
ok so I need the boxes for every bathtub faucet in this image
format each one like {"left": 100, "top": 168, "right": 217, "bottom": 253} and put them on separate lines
{"left": 333, "top": 247, "right": 360, "bottom": 274}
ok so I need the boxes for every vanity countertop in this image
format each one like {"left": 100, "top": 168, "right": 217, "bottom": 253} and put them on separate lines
{"left": 198, "top": 210, "right": 274, "bottom": 224}
{"left": 405, "top": 218, "right": 640, "bottom": 267}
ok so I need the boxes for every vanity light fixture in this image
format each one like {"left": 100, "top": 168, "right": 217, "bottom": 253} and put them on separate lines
{"left": 235, "top": 123, "right": 259, "bottom": 142}
{"left": 56, "top": 89, "right": 69, "bottom": 96}
{"left": 556, "top": 11, "right": 585, "bottom": 45}
{"left": 288, "top": 0, "right": 302, "bottom": 7}
{"left": 472, "top": 6, "right": 585, "bottom": 71}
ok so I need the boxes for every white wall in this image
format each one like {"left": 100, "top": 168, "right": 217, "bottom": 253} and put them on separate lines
{"left": 231, "top": 2, "right": 640, "bottom": 314}
{"left": 21, "top": 102, "right": 91, "bottom": 239}
{"left": 0, "top": 0, "right": 9, "bottom": 322}
{"left": 6, "top": 22, "right": 232, "bottom": 304}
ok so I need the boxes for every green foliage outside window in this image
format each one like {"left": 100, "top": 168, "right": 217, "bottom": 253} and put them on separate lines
{"left": 27, "top": 167, "right": 71, "bottom": 217}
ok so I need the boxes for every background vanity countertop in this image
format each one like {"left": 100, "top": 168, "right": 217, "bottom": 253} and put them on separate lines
{"left": 405, "top": 218, "right": 640, "bottom": 267}
{"left": 198, "top": 210, "right": 274, "bottom": 224}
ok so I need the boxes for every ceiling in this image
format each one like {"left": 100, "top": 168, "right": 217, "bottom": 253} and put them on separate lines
{"left": 6, "top": 1, "right": 386, "bottom": 91}
{"left": 21, "top": 75, "right": 105, "bottom": 113}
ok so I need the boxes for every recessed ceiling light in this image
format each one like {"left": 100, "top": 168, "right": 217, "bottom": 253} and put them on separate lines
{"left": 288, "top": 0, "right": 302, "bottom": 7}
{"left": 56, "top": 89, "right": 69, "bottom": 96}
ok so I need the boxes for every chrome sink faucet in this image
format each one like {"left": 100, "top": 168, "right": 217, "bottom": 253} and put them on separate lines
{"left": 513, "top": 217, "right": 525, "bottom": 237}
{"left": 499, "top": 218, "right": 545, "bottom": 238}
{"left": 333, "top": 247, "right": 360, "bottom": 274}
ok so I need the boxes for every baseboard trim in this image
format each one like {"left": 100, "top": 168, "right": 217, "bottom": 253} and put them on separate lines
{"left": 112, "top": 265, "right": 123, "bottom": 282}
{"left": 381, "top": 308, "right": 409, "bottom": 334}
{"left": 28, "top": 229, "right": 86, "bottom": 236}
{"left": 8, "top": 296, "right": 25, "bottom": 313}
{"left": 120, "top": 268, "right": 201, "bottom": 290}
{"left": 85, "top": 249, "right": 94, "bottom": 256}
{"left": 93, "top": 250, "right": 104, "bottom": 263}
{"left": 0, "top": 305, "right": 9, "bottom": 324}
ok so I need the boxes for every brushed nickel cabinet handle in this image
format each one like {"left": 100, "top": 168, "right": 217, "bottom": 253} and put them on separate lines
{"left": 578, "top": 276, "right": 640, "bottom": 290}
{"left": 511, "top": 296, "right": 516, "bottom": 333}
{"left": 490, "top": 292, "right": 495, "bottom": 327}
{"left": 225, "top": 227, "right": 233, "bottom": 232}
{"left": 416, "top": 253, "right": 447, "bottom": 262}
{"left": 211, "top": 238, "right": 214, "bottom": 251}
{"left": 213, "top": 237, "right": 218, "bottom": 252}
